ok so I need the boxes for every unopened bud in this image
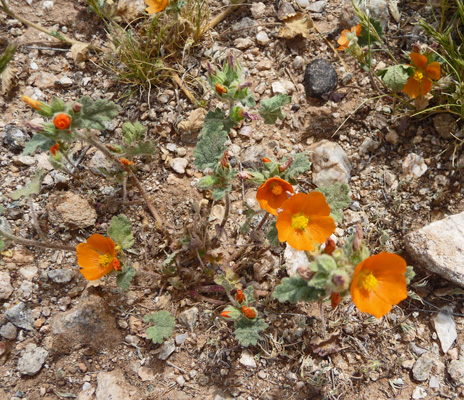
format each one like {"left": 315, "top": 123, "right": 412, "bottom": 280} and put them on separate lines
{"left": 412, "top": 43, "right": 421, "bottom": 53}
{"left": 323, "top": 237, "right": 336, "bottom": 255}
{"left": 220, "top": 311, "right": 231, "bottom": 318}
{"left": 279, "top": 157, "right": 293, "bottom": 172}
{"left": 72, "top": 102, "right": 82, "bottom": 112}
{"left": 220, "top": 149, "right": 229, "bottom": 168}
{"left": 242, "top": 306, "right": 256, "bottom": 319}
{"left": 352, "top": 224, "right": 363, "bottom": 251}
{"left": 237, "top": 171, "right": 252, "bottom": 180}
{"left": 262, "top": 157, "right": 271, "bottom": 163}
{"left": 297, "top": 265, "right": 314, "bottom": 281}
{"left": 215, "top": 83, "right": 227, "bottom": 95}
{"left": 235, "top": 289, "right": 245, "bottom": 304}
{"left": 238, "top": 81, "right": 252, "bottom": 90}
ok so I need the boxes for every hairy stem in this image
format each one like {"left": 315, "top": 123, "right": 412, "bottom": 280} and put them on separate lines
{"left": 0, "top": 228, "right": 75, "bottom": 251}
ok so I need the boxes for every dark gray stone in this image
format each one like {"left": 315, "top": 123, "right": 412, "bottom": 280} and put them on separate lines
{"left": 5, "top": 302, "right": 35, "bottom": 331}
{"left": 303, "top": 59, "right": 338, "bottom": 99}
{"left": 2, "top": 125, "right": 30, "bottom": 153}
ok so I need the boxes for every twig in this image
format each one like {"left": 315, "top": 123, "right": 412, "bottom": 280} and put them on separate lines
{"left": 29, "top": 198, "right": 47, "bottom": 242}
{"left": 168, "top": 70, "right": 197, "bottom": 104}
{"left": 166, "top": 361, "right": 187, "bottom": 374}
{"left": 80, "top": 133, "right": 165, "bottom": 230}
{"left": 0, "top": 0, "right": 102, "bottom": 51}
{"left": 0, "top": 228, "right": 75, "bottom": 251}
{"left": 200, "top": 0, "right": 246, "bottom": 36}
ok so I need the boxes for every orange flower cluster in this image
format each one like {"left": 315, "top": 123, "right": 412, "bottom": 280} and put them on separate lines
{"left": 53, "top": 113, "right": 71, "bottom": 130}
{"left": 350, "top": 252, "right": 407, "bottom": 318}
{"left": 145, "top": 0, "right": 168, "bottom": 13}
{"left": 76, "top": 234, "right": 121, "bottom": 280}
{"left": 402, "top": 52, "right": 441, "bottom": 98}
{"left": 337, "top": 24, "right": 361, "bottom": 50}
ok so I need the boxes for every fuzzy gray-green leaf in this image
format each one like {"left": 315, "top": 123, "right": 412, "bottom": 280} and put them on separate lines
{"left": 315, "top": 183, "right": 351, "bottom": 223}
{"left": 144, "top": 310, "right": 175, "bottom": 344}
{"left": 116, "top": 265, "right": 135, "bottom": 292}
{"left": 22, "top": 134, "right": 55, "bottom": 155}
{"left": 272, "top": 274, "right": 325, "bottom": 303}
{"left": 78, "top": 96, "right": 120, "bottom": 130}
{"left": 9, "top": 169, "right": 46, "bottom": 200}
{"left": 234, "top": 317, "right": 268, "bottom": 347}
{"left": 258, "top": 94, "right": 291, "bottom": 124}
{"left": 108, "top": 214, "right": 134, "bottom": 249}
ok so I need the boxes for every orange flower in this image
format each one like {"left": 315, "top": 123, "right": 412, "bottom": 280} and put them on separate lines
{"left": 256, "top": 177, "right": 294, "bottom": 216}
{"left": 262, "top": 157, "right": 271, "bottom": 163}
{"left": 76, "top": 234, "right": 121, "bottom": 281}
{"left": 53, "top": 113, "right": 71, "bottom": 130}
{"left": 215, "top": 83, "right": 227, "bottom": 95}
{"left": 337, "top": 24, "right": 362, "bottom": 50}
{"left": 242, "top": 306, "right": 256, "bottom": 319}
{"left": 236, "top": 289, "right": 245, "bottom": 304}
{"left": 21, "top": 95, "right": 45, "bottom": 110}
{"left": 119, "top": 158, "right": 134, "bottom": 166}
{"left": 220, "top": 311, "right": 231, "bottom": 318}
{"left": 276, "top": 192, "right": 335, "bottom": 251}
{"left": 402, "top": 52, "right": 441, "bottom": 98}
{"left": 145, "top": 0, "right": 168, "bottom": 13}
{"left": 350, "top": 252, "right": 407, "bottom": 319}
{"left": 50, "top": 142, "right": 60, "bottom": 156}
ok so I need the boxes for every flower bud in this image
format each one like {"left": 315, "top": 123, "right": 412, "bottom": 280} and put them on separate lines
{"left": 53, "top": 113, "right": 71, "bottom": 130}
{"left": 330, "top": 269, "right": 350, "bottom": 292}
{"left": 220, "top": 150, "right": 230, "bottom": 168}
{"left": 242, "top": 306, "right": 256, "bottom": 319}
{"left": 237, "top": 171, "right": 252, "bottom": 180}
{"left": 50, "top": 142, "right": 60, "bottom": 156}
{"left": 323, "top": 237, "right": 336, "bottom": 256}
{"left": 72, "top": 102, "right": 82, "bottom": 112}
{"left": 297, "top": 265, "right": 314, "bottom": 281}
{"left": 215, "top": 83, "right": 227, "bottom": 95}
{"left": 279, "top": 157, "right": 293, "bottom": 172}
{"left": 235, "top": 289, "right": 245, "bottom": 303}
{"left": 220, "top": 311, "right": 231, "bottom": 318}
{"left": 262, "top": 157, "right": 271, "bottom": 163}
{"left": 21, "top": 95, "right": 44, "bottom": 110}
{"left": 119, "top": 158, "right": 134, "bottom": 166}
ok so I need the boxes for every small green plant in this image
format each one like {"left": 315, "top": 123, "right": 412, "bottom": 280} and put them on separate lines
{"left": 145, "top": 310, "right": 176, "bottom": 344}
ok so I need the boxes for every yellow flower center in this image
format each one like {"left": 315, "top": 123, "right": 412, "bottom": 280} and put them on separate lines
{"left": 98, "top": 254, "right": 112, "bottom": 267}
{"left": 271, "top": 183, "right": 283, "bottom": 196}
{"left": 292, "top": 214, "right": 309, "bottom": 231}
{"left": 414, "top": 70, "right": 424, "bottom": 82}
{"left": 358, "top": 270, "right": 378, "bottom": 292}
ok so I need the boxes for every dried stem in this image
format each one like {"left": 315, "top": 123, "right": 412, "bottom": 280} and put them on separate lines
{"left": 200, "top": 0, "right": 246, "bottom": 36}
{"left": 0, "top": 228, "right": 75, "bottom": 251}
{"left": 29, "top": 198, "right": 47, "bottom": 242}
{"left": 79, "top": 133, "right": 165, "bottom": 230}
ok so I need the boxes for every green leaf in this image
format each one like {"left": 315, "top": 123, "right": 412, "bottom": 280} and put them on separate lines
{"left": 236, "top": 87, "right": 256, "bottom": 108}
{"left": 122, "top": 121, "right": 146, "bottom": 144}
{"left": 0, "top": 43, "right": 17, "bottom": 75}
{"left": 22, "top": 134, "right": 56, "bottom": 155}
{"left": 78, "top": 96, "right": 120, "bottom": 130}
{"left": 358, "top": 18, "right": 384, "bottom": 47}
{"left": 201, "top": 108, "right": 235, "bottom": 136}
{"left": 197, "top": 175, "right": 218, "bottom": 190}
{"left": 122, "top": 141, "right": 157, "bottom": 156}
{"left": 0, "top": 238, "right": 4, "bottom": 252}
{"left": 234, "top": 317, "right": 268, "bottom": 347}
{"left": 116, "top": 265, "right": 135, "bottom": 291}
{"left": 144, "top": 310, "right": 175, "bottom": 344}
{"left": 266, "top": 220, "right": 279, "bottom": 247}
{"left": 405, "top": 265, "right": 415, "bottom": 285}
{"left": 240, "top": 204, "right": 257, "bottom": 234}
{"left": 315, "top": 183, "right": 351, "bottom": 223}
{"left": 0, "top": 205, "right": 4, "bottom": 216}
{"left": 108, "top": 215, "right": 134, "bottom": 249}
{"left": 50, "top": 97, "right": 66, "bottom": 113}
{"left": 163, "top": 249, "right": 182, "bottom": 268}
{"left": 194, "top": 130, "right": 228, "bottom": 170}
{"left": 9, "top": 169, "right": 46, "bottom": 200}
{"left": 379, "top": 64, "right": 410, "bottom": 92}
{"left": 212, "top": 186, "right": 230, "bottom": 200}
{"left": 258, "top": 94, "right": 292, "bottom": 124}
{"left": 272, "top": 274, "right": 325, "bottom": 303}
{"left": 281, "top": 153, "right": 311, "bottom": 183}
{"left": 243, "top": 285, "right": 255, "bottom": 304}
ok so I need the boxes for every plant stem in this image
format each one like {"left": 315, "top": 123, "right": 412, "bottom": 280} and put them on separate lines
{"left": 0, "top": 228, "right": 75, "bottom": 251}
{"left": 78, "top": 132, "right": 165, "bottom": 230}
{"left": 200, "top": 0, "right": 246, "bottom": 36}
{"left": 0, "top": 0, "right": 102, "bottom": 51}
{"left": 29, "top": 198, "right": 47, "bottom": 242}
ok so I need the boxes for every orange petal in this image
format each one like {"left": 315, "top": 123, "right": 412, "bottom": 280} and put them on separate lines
{"left": 353, "top": 24, "right": 362, "bottom": 36}
{"left": 351, "top": 286, "right": 395, "bottom": 318}
{"left": 80, "top": 263, "right": 114, "bottom": 281}
{"left": 420, "top": 77, "right": 432, "bottom": 96}
{"left": 410, "top": 52, "right": 428, "bottom": 69}
{"left": 76, "top": 243, "right": 100, "bottom": 269}
{"left": 331, "top": 293, "right": 341, "bottom": 308}
{"left": 306, "top": 216, "right": 336, "bottom": 244}
{"left": 286, "top": 229, "right": 315, "bottom": 251}
{"left": 86, "top": 234, "right": 115, "bottom": 255}
{"left": 257, "top": 177, "right": 294, "bottom": 216}
{"left": 402, "top": 77, "right": 420, "bottom": 98}
{"left": 301, "top": 191, "right": 331, "bottom": 217}
{"left": 276, "top": 210, "right": 294, "bottom": 242}
{"left": 425, "top": 62, "right": 441, "bottom": 80}
{"left": 337, "top": 30, "right": 350, "bottom": 49}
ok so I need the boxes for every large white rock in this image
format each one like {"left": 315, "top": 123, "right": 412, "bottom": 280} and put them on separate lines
{"left": 405, "top": 212, "right": 464, "bottom": 287}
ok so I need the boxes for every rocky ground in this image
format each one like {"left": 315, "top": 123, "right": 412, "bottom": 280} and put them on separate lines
{"left": 1, "top": 0, "right": 464, "bottom": 399}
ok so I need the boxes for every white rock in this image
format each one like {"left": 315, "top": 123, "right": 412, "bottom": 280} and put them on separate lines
{"left": 429, "top": 375, "right": 440, "bottom": 389}
{"left": 284, "top": 244, "right": 310, "bottom": 276}
{"left": 19, "top": 266, "right": 38, "bottom": 279}
{"left": 296, "top": 0, "right": 310, "bottom": 8}
{"left": 308, "top": 140, "right": 352, "bottom": 186}
{"left": 308, "top": 0, "right": 327, "bottom": 13}
{"left": 234, "top": 37, "right": 254, "bottom": 50}
{"left": 96, "top": 369, "right": 134, "bottom": 400}
{"left": 402, "top": 153, "right": 427, "bottom": 180}
{"left": 239, "top": 351, "right": 257, "bottom": 368}
{"left": 179, "top": 307, "right": 199, "bottom": 332}
{"left": 176, "top": 375, "right": 186, "bottom": 387}
{"left": 42, "top": 1, "right": 54, "bottom": 10}
{"left": 158, "top": 339, "right": 175, "bottom": 360}
{"left": 0, "top": 271, "right": 13, "bottom": 300}
{"left": 412, "top": 386, "right": 427, "bottom": 399}
{"left": 359, "top": 137, "right": 380, "bottom": 154}
{"left": 30, "top": 62, "right": 38, "bottom": 70}
{"left": 433, "top": 306, "right": 457, "bottom": 353}
{"left": 250, "top": 2, "right": 266, "bottom": 19}
{"left": 170, "top": 158, "right": 188, "bottom": 174}
{"left": 405, "top": 212, "right": 464, "bottom": 288}
{"left": 59, "top": 76, "right": 73, "bottom": 87}
{"left": 256, "top": 31, "right": 270, "bottom": 45}
{"left": 17, "top": 344, "right": 48, "bottom": 375}
{"left": 271, "top": 79, "right": 295, "bottom": 95}
{"left": 293, "top": 56, "right": 305, "bottom": 70}
{"left": 385, "top": 129, "right": 399, "bottom": 145}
